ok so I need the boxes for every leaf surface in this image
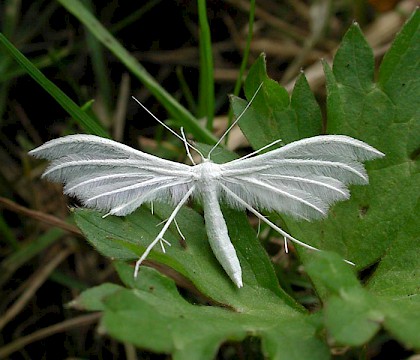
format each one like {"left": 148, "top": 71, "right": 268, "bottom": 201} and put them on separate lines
{"left": 71, "top": 10, "right": 420, "bottom": 356}
{"left": 233, "top": 11, "right": 420, "bottom": 349}
{"left": 73, "top": 263, "right": 330, "bottom": 360}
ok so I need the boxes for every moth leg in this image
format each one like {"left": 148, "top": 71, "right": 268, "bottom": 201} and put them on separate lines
{"left": 220, "top": 184, "right": 355, "bottom": 266}
{"left": 255, "top": 214, "right": 269, "bottom": 238}
{"left": 156, "top": 217, "right": 184, "bottom": 250}
{"left": 257, "top": 218, "right": 261, "bottom": 237}
{"left": 173, "top": 218, "right": 185, "bottom": 241}
{"left": 134, "top": 185, "right": 195, "bottom": 278}
{"left": 156, "top": 219, "right": 166, "bottom": 226}
{"left": 158, "top": 238, "right": 171, "bottom": 253}
{"left": 220, "top": 184, "right": 319, "bottom": 250}
{"left": 284, "top": 236, "right": 289, "bottom": 253}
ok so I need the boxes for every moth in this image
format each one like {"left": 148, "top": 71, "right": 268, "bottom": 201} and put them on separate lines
{"left": 29, "top": 91, "right": 384, "bottom": 288}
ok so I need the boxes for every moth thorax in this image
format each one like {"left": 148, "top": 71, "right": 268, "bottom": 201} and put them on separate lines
{"left": 195, "top": 160, "right": 222, "bottom": 183}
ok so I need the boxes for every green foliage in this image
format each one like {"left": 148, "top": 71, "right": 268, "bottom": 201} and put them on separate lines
{"left": 5, "top": 3, "right": 418, "bottom": 358}
{"left": 231, "top": 10, "right": 420, "bottom": 352}
{"left": 70, "top": 10, "right": 420, "bottom": 358}
{"left": 73, "top": 204, "right": 300, "bottom": 310}
{"left": 233, "top": 54, "right": 323, "bottom": 146}
{"left": 197, "top": 0, "right": 215, "bottom": 129}
{"left": 73, "top": 263, "right": 330, "bottom": 360}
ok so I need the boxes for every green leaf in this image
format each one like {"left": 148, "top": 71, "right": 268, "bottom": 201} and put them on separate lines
{"left": 306, "top": 252, "right": 420, "bottom": 348}
{"left": 366, "top": 203, "right": 420, "bottom": 298}
{"left": 70, "top": 283, "right": 122, "bottom": 312}
{"left": 325, "top": 287, "right": 383, "bottom": 346}
{"left": 231, "top": 53, "right": 322, "bottom": 150}
{"left": 305, "top": 253, "right": 382, "bottom": 346}
{"left": 66, "top": 10, "right": 419, "bottom": 357}
{"left": 332, "top": 23, "right": 374, "bottom": 92}
{"left": 73, "top": 203, "right": 299, "bottom": 310}
{"left": 309, "top": 12, "right": 420, "bottom": 350}
{"left": 73, "top": 191, "right": 334, "bottom": 358}
{"left": 282, "top": 15, "right": 419, "bottom": 268}
{"left": 74, "top": 264, "right": 330, "bottom": 360}
{"left": 379, "top": 10, "right": 420, "bottom": 124}
{"left": 366, "top": 203, "right": 420, "bottom": 348}
{"left": 233, "top": 10, "right": 420, "bottom": 350}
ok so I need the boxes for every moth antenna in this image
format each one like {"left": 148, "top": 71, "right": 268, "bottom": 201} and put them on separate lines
{"left": 220, "top": 183, "right": 355, "bottom": 266}
{"left": 284, "top": 236, "right": 289, "bottom": 253}
{"left": 134, "top": 186, "right": 195, "bottom": 278}
{"left": 207, "top": 82, "right": 263, "bottom": 159}
{"left": 180, "top": 127, "right": 197, "bottom": 165}
{"left": 132, "top": 96, "right": 204, "bottom": 158}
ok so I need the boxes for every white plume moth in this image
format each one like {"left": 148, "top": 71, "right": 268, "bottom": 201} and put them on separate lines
{"left": 29, "top": 87, "right": 384, "bottom": 288}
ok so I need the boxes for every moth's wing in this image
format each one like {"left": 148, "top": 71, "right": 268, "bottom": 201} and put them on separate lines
{"left": 220, "top": 135, "right": 384, "bottom": 220}
{"left": 29, "top": 134, "right": 194, "bottom": 216}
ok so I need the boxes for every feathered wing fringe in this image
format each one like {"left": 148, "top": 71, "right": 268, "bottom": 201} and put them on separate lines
{"left": 30, "top": 135, "right": 195, "bottom": 215}
{"left": 221, "top": 135, "right": 384, "bottom": 220}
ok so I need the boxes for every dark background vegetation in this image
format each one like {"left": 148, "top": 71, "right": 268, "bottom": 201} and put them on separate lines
{"left": 0, "top": 0, "right": 417, "bottom": 358}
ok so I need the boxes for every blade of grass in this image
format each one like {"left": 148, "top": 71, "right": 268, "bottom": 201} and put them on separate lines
{"left": 225, "top": 0, "right": 256, "bottom": 144}
{"left": 84, "top": 0, "right": 113, "bottom": 115}
{"left": 232, "top": 0, "right": 255, "bottom": 98}
{"left": 57, "top": 0, "right": 218, "bottom": 144}
{"left": 0, "top": 33, "right": 109, "bottom": 137}
{"left": 197, "top": 0, "right": 215, "bottom": 130}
